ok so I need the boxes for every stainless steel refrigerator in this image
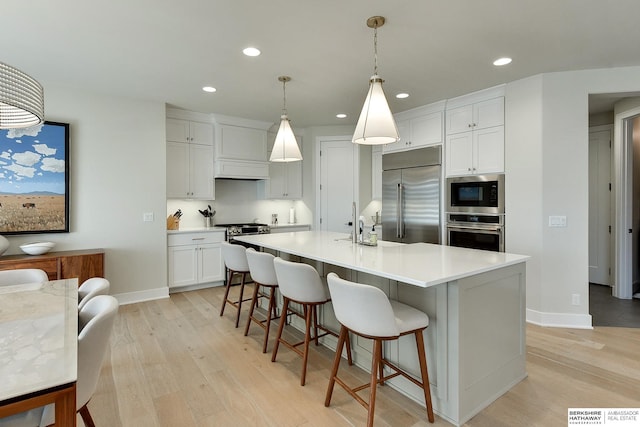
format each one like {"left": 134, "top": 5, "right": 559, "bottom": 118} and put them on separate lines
{"left": 381, "top": 146, "right": 441, "bottom": 244}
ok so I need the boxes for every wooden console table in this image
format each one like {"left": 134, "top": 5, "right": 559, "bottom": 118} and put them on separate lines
{"left": 0, "top": 249, "right": 104, "bottom": 284}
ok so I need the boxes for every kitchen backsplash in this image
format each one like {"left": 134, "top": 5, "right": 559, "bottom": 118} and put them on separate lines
{"left": 167, "top": 179, "right": 312, "bottom": 229}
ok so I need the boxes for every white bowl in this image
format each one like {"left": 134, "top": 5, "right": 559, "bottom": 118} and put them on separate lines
{"left": 20, "top": 241, "right": 56, "bottom": 255}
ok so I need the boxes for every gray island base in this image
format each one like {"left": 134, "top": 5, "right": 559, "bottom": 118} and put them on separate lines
{"left": 235, "top": 231, "right": 529, "bottom": 426}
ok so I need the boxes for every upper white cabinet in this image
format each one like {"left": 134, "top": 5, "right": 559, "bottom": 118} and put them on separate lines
{"left": 166, "top": 116, "right": 214, "bottom": 200}
{"left": 216, "top": 124, "right": 267, "bottom": 161}
{"left": 212, "top": 115, "right": 271, "bottom": 179}
{"left": 383, "top": 102, "right": 445, "bottom": 154}
{"left": 446, "top": 97, "right": 504, "bottom": 135}
{"left": 264, "top": 134, "right": 303, "bottom": 199}
{"left": 167, "top": 118, "right": 214, "bottom": 146}
{"left": 445, "top": 86, "right": 505, "bottom": 176}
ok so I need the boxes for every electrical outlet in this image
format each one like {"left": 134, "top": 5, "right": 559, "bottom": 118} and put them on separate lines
{"left": 143, "top": 212, "right": 154, "bottom": 222}
{"left": 572, "top": 294, "right": 580, "bottom": 306}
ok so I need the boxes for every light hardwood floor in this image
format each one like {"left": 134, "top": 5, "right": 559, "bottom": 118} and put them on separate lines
{"left": 90, "top": 286, "right": 640, "bottom": 426}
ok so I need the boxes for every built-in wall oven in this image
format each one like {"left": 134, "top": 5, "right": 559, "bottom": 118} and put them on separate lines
{"left": 446, "top": 174, "right": 505, "bottom": 252}
{"left": 447, "top": 213, "right": 504, "bottom": 252}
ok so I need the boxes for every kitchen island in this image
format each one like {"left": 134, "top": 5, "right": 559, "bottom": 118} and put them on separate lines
{"left": 235, "top": 231, "right": 529, "bottom": 426}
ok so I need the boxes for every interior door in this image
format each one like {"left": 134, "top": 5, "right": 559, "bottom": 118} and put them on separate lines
{"left": 589, "top": 128, "right": 612, "bottom": 285}
{"left": 319, "top": 139, "right": 356, "bottom": 233}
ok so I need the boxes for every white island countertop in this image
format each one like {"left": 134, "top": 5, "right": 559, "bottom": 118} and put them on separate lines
{"left": 235, "top": 231, "right": 529, "bottom": 288}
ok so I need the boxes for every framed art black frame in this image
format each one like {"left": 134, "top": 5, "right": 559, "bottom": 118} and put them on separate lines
{"left": 0, "top": 121, "right": 70, "bottom": 234}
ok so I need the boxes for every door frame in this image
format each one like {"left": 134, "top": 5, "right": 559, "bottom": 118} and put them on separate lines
{"left": 314, "top": 136, "right": 360, "bottom": 231}
{"left": 614, "top": 107, "right": 640, "bottom": 299}
{"left": 588, "top": 124, "right": 613, "bottom": 286}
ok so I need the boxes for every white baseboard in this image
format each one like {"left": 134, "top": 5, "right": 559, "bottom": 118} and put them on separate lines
{"left": 526, "top": 308, "right": 593, "bottom": 329}
{"left": 112, "top": 286, "right": 170, "bottom": 306}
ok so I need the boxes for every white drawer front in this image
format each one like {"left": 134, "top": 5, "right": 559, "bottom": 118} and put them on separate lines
{"left": 168, "top": 231, "right": 225, "bottom": 246}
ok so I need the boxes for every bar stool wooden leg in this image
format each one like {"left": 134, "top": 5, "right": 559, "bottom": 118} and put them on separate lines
{"left": 219, "top": 269, "right": 235, "bottom": 317}
{"left": 325, "top": 325, "right": 348, "bottom": 406}
{"left": 301, "top": 303, "right": 313, "bottom": 386}
{"left": 262, "top": 287, "right": 277, "bottom": 353}
{"left": 234, "top": 272, "right": 247, "bottom": 328}
{"left": 416, "top": 330, "right": 435, "bottom": 423}
{"left": 367, "top": 339, "right": 382, "bottom": 427}
{"left": 271, "top": 298, "right": 290, "bottom": 363}
{"left": 243, "top": 282, "right": 261, "bottom": 337}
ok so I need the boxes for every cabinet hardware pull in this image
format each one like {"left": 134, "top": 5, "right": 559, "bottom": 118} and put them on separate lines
{"left": 192, "top": 237, "right": 205, "bottom": 241}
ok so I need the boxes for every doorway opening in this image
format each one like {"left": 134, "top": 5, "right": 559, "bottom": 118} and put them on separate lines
{"left": 588, "top": 94, "right": 640, "bottom": 327}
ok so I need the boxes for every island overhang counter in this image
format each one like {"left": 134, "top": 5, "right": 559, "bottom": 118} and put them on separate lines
{"left": 235, "top": 230, "right": 529, "bottom": 426}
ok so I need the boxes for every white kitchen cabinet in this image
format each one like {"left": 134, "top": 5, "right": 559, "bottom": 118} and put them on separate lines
{"left": 166, "top": 118, "right": 214, "bottom": 146}
{"left": 445, "top": 90, "right": 505, "bottom": 176}
{"left": 446, "top": 126, "right": 504, "bottom": 176}
{"left": 383, "top": 110, "right": 443, "bottom": 154}
{"left": 216, "top": 124, "right": 267, "bottom": 161}
{"left": 267, "top": 161, "right": 302, "bottom": 199}
{"left": 166, "top": 141, "right": 214, "bottom": 199}
{"left": 168, "top": 231, "right": 225, "bottom": 290}
{"left": 446, "top": 97, "right": 504, "bottom": 135}
{"left": 372, "top": 145, "right": 382, "bottom": 200}
{"left": 263, "top": 134, "right": 303, "bottom": 199}
{"left": 166, "top": 116, "right": 214, "bottom": 199}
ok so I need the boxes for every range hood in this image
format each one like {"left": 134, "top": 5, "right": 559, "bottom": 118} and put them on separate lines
{"left": 214, "top": 159, "right": 269, "bottom": 180}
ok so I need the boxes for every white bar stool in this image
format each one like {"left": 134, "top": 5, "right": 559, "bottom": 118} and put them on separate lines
{"left": 272, "top": 257, "right": 352, "bottom": 386}
{"left": 325, "top": 272, "right": 435, "bottom": 426}
{"left": 244, "top": 248, "right": 280, "bottom": 353}
{"left": 219, "top": 242, "right": 252, "bottom": 328}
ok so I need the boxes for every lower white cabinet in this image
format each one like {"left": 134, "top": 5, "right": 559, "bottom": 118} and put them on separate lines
{"left": 168, "top": 231, "right": 225, "bottom": 289}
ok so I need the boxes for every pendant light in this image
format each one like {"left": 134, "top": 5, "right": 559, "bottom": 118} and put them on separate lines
{"left": 352, "top": 16, "right": 399, "bottom": 145}
{"left": 270, "top": 76, "right": 302, "bottom": 162}
{"left": 0, "top": 62, "right": 44, "bottom": 129}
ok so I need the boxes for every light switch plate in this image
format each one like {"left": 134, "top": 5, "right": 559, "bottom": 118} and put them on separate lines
{"left": 548, "top": 215, "right": 567, "bottom": 227}
{"left": 143, "top": 212, "right": 154, "bottom": 222}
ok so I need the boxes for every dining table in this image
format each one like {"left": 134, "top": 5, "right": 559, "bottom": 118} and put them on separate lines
{"left": 0, "top": 278, "right": 78, "bottom": 426}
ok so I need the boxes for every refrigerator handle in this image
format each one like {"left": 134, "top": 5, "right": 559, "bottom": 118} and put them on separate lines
{"left": 396, "top": 183, "right": 401, "bottom": 238}
{"left": 398, "top": 183, "right": 404, "bottom": 238}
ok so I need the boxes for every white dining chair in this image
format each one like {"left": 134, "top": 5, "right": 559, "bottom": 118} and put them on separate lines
{"left": 0, "top": 269, "right": 48, "bottom": 286}
{"left": 78, "top": 277, "right": 110, "bottom": 311}
{"left": 0, "top": 295, "right": 119, "bottom": 427}
{"left": 324, "top": 272, "right": 434, "bottom": 426}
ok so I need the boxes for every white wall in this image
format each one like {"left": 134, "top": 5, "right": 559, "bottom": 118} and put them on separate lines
{"left": 2, "top": 86, "right": 167, "bottom": 301}
{"left": 507, "top": 65, "right": 640, "bottom": 328}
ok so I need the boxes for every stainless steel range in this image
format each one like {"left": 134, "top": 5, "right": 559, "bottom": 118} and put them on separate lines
{"left": 217, "top": 223, "right": 271, "bottom": 245}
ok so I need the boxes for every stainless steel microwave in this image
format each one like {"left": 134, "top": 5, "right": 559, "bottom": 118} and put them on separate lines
{"left": 446, "top": 174, "right": 505, "bottom": 214}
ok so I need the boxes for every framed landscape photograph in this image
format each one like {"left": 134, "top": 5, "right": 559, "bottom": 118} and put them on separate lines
{"left": 0, "top": 121, "right": 70, "bottom": 234}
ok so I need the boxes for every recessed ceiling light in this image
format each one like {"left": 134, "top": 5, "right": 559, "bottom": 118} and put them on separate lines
{"left": 396, "top": 93, "right": 409, "bottom": 99}
{"left": 243, "top": 47, "right": 261, "bottom": 57}
{"left": 493, "top": 57, "right": 512, "bottom": 66}
{"left": 202, "top": 86, "right": 217, "bottom": 93}
{"left": 336, "top": 113, "right": 347, "bottom": 119}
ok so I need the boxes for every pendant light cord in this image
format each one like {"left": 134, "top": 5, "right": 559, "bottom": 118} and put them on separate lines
{"left": 373, "top": 23, "right": 378, "bottom": 75}
{"left": 282, "top": 79, "right": 287, "bottom": 115}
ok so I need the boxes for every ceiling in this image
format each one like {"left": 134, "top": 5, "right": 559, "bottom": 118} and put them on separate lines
{"left": 3, "top": 0, "right": 640, "bottom": 128}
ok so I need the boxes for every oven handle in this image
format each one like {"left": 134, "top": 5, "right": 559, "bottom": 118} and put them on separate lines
{"left": 447, "top": 224, "right": 503, "bottom": 234}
